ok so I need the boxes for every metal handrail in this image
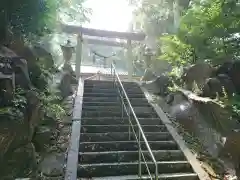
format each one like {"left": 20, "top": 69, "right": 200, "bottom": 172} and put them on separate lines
{"left": 111, "top": 62, "right": 158, "bottom": 179}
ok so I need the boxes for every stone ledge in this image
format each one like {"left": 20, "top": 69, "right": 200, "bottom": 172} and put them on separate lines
{"left": 64, "top": 78, "right": 84, "bottom": 180}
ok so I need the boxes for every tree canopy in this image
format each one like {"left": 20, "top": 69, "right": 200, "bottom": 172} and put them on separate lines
{"left": 0, "top": 0, "right": 58, "bottom": 41}
{"left": 161, "top": 0, "right": 240, "bottom": 66}
{"left": 131, "top": 0, "right": 240, "bottom": 67}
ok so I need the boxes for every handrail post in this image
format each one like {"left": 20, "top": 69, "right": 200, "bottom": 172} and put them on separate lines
{"left": 138, "top": 129, "right": 142, "bottom": 178}
{"left": 155, "top": 163, "right": 158, "bottom": 180}
{"left": 128, "top": 105, "right": 131, "bottom": 140}
{"left": 121, "top": 89, "right": 124, "bottom": 119}
{"left": 111, "top": 63, "right": 113, "bottom": 76}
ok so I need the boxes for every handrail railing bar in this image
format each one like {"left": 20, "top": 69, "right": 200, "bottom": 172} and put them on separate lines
{"left": 120, "top": 95, "right": 143, "bottom": 143}
{"left": 112, "top": 63, "right": 157, "bottom": 164}
{"left": 119, "top": 111, "right": 154, "bottom": 179}
{"left": 111, "top": 63, "right": 158, "bottom": 179}
{"left": 112, "top": 65, "right": 155, "bottom": 178}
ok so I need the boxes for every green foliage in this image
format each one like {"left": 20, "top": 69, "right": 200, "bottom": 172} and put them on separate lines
{"left": 13, "top": 88, "right": 27, "bottom": 110}
{"left": 0, "top": 0, "right": 58, "bottom": 41}
{"left": 159, "top": 35, "right": 193, "bottom": 66}
{"left": 220, "top": 94, "right": 240, "bottom": 120}
{"left": 0, "top": 88, "right": 26, "bottom": 121}
{"left": 38, "top": 88, "right": 66, "bottom": 120}
{"left": 59, "top": 0, "right": 92, "bottom": 24}
{"left": 132, "top": 0, "right": 175, "bottom": 36}
{"left": 160, "top": 0, "right": 240, "bottom": 66}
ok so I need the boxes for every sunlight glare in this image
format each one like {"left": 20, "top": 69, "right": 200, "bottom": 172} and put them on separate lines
{"left": 84, "top": 0, "right": 133, "bottom": 32}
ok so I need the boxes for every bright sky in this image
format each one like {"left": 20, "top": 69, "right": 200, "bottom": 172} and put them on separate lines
{"left": 84, "top": 0, "right": 133, "bottom": 32}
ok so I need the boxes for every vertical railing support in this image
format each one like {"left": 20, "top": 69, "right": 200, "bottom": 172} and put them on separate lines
{"left": 76, "top": 33, "right": 83, "bottom": 78}
{"left": 128, "top": 105, "right": 131, "bottom": 140}
{"left": 121, "top": 90, "right": 124, "bottom": 119}
{"left": 138, "top": 129, "right": 142, "bottom": 178}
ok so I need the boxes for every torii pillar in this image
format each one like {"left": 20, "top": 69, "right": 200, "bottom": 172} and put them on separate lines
{"left": 127, "top": 39, "right": 133, "bottom": 81}
{"left": 75, "top": 33, "right": 83, "bottom": 78}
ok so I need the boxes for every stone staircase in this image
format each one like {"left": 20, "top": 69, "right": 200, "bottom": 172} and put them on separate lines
{"left": 70, "top": 80, "right": 201, "bottom": 180}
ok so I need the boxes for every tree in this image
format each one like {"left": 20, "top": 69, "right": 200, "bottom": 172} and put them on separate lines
{"left": 0, "top": 0, "right": 58, "bottom": 41}
{"left": 58, "top": 0, "right": 92, "bottom": 24}
{"left": 160, "top": 0, "right": 240, "bottom": 66}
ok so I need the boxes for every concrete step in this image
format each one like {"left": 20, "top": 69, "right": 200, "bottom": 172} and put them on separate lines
{"left": 83, "top": 92, "right": 145, "bottom": 98}
{"left": 79, "top": 150, "right": 186, "bottom": 164}
{"left": 82, "top": 96, "right": 149, "bottom": 104}
{"left": 84, "top": 80, "right": 138, "bottom": 85}
{"left": 82, "top": 105, "right": 155, "bottom": 114}
{"left": 81, "top": 110, "right": 159, "bottom": 118}
{"left": 84, "top": 86, "right": 141, "bottom": 92}
{"left": 81, "top": 117, "right": 162, "bottom": 126}
{"left": 79, "top": 140, "right": 178, "bottom": 152}
{"left": 80, "top": 132, "right": 173, "bottom": 142}
{"left": 84, "top": 83, "right": 140, "bottom": 90}
{"left": 78, "top": 173, "right": 199, "bottom": 180}
{"left": 84, "top": 87, "right": 143, "bottom": 94}
{"left": 81, "top": 125, "right": 167, "bottom": 133}
{"left": 82, "top": 101, "right": 150, "bottom": 107}
{"left": 77, "top": 161, "right": 193, "bottom": 177}
{"left": 84, "top": 80, "right": 139, "bottom": 87}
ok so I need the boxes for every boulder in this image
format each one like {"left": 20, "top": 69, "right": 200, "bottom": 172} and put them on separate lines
{"left": 217, "top": 74, "right": 236, "bottom": 97}
{"left": 141, "top": 75, "right": 173, "bottom": 96}
{"left": 26, "top": 91, "right": 43, "bottom": 141}
{"left": 202, "top": 77, "right": 224, "bottom": 98}
{"left": 170, "top": 101, "right": 199, "bottom": 132}
{"left": 33, "top": 126, "right": 52, "bottom": 152}
{"left": 0, "top": 77, "right": 14, "bottom": 107}
{"left": 0, "top": 46, "right": 32, "bottom": 89}
{"left": 0, "top": 111, "right": 28, "bottom": 158}
{"left": 40, "top": 153, "right": 65, "bottom": 178}
{"left": 170, "top": 98, "right": 223, "bottom": 157}
{"left": 219, "top": 130, "right": 240, "bottom": 177}
{"left": 182, "top": 62, "right": 214, "bottom": 90}
{"left": 0, "top": 143, "right": 37, "bottom": 179}
{"left": 213, "top": 60, "right": 240, "bottom": 94}
{"left": 201, "top": 74, "right": 236, "bottom": 99}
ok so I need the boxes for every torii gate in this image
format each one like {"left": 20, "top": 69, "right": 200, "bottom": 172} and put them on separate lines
{"left": 60, "top": 24, "right": 146, "bottom": 80}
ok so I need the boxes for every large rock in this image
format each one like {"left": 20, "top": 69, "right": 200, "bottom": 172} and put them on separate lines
{"left": 33, "top": 126, "right": 52, "bottom": 152}
{"left": 0, "top": 77, "right": 14, "bottom": 107}
{"left": 0, "top": 91, "right": 42, "bottom": 179}
{"left": 213, "top": 60, "right": 240, "bottom": 94}
{"left": 182, "top": 62, "right": 214, "bottom": 90}
{"left": 0, "top": 143, "right": 37, "bottom": 179}
{"left": 202, "top": 75, "right": 236, "bottom": 99}
{"left": 169, "top": 94, "right": 223, "bottom": 158}
{"left": 202, "top": 77, "right": 224, "bottom": 98}
{"left": 0, "top": 46, "right": 32, "bottom": 90}
{"left": 26, "top": 91, "right": 43, "bottom": 141}
{"left": 141, "top": 75, "right": 173, "bottom": 96}
{"left": 0, "top": 111, "right": 28, "bottom": 158}
{"left": 219, "top": 130, "right": 240, "bottom": 177}
{"left": 40, "top": 153, "right": 65, "bottom": 178}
